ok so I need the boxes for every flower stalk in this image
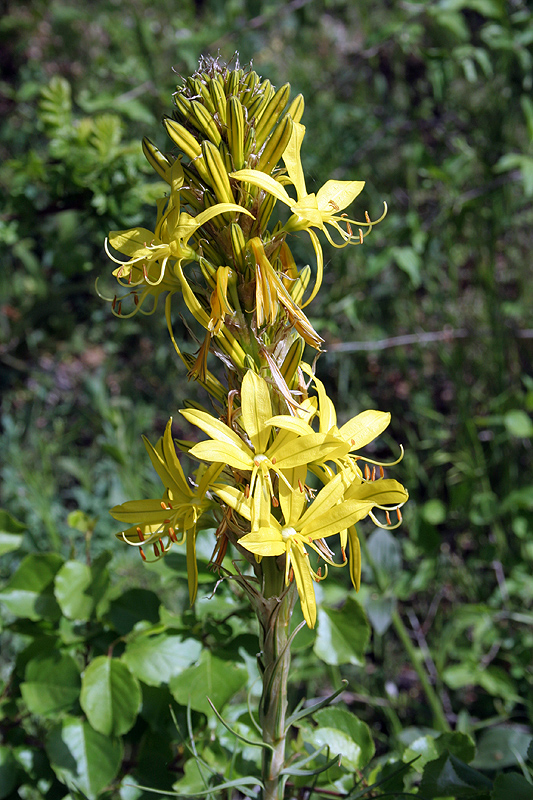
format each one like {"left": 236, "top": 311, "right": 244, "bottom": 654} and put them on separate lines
{"left": 103, "top": 55, "right": 408, "bottom": 797}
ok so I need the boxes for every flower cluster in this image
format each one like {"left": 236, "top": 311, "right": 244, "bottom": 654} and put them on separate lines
{"left": 106, "top": 56, "right": 406, "bottom": 627}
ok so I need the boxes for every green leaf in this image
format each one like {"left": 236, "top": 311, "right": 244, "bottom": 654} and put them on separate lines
{"left": 80, "top": 656, "right": 141, "bottom": 737}
{"left": 108, "top": 588, "right": 161, "bottom": 635}
{"left": 46, "top": 716, "right": 123, "bottom": 800}
{"left": 54, "top": 552, "right": 111, "bottom": 621}
{"left": 0, "top": 553, "right": 63, "bottom": 620}
{"left": 20, "top": 652, "right": 81, "bottom": 716}
{"left": 472, "top": 726, "right": 533, "bottom": 770}
{"left": 365, "top": 595, "right": 395, "bottom": 635}
{"left": 391, "top": 246, "right": 422, "bottom": 287}
{"left": 307, "top": 707, "right": 375, "bottom": 769}
{"left": 0, "top": 747, "right": 19, "bottom": 800}
{"left": 503, "top": 409, "right": 533, "bottom": 438}
{"left": 314, "top": 596, "right": 370, "bottom": 666}
{"left": 0, "top": 509, "right": 26, "bottom": 556}
{"left": 366, "top": 528, "right": 402, "bottom": 580}
{"left": 491, "top": 772, "right": 533, "bottom": 800}
{"left": 169, "top": 650, "right": 247, "bottom": 715}
{"left": 403, "top": 732, "right": 476, "bottom": 773}
{"left": 122, "top": 633, "right": 202, "bottom": 687}
{"left": 419, "top": 752, "right": 492, "bottom": 798}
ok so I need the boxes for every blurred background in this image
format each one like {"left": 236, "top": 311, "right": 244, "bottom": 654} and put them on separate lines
{"left": 1, "top": 0, "right": 532, "bottom": 739}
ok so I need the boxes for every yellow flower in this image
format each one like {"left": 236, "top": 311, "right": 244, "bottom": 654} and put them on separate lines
{"left": 109, "top": 419, "right": 222, "bottom": 603}
{"left": 104, "top": 162, "right": 253, "bottom": 317}
{"left": 231, "top": 122, "right": 385, "bottom": 306}
{"left": 181, "top": 370, "right": 349, "bottom": 529}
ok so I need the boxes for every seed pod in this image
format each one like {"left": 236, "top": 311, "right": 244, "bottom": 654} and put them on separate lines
{"left": 290, "top": 265, "right": 311, "bottom": 306}
{"left": 256, "top": 114, "right": 293, "bottom": 174}
{"left": 201, "top": 140, "right": 234, "bottom": 205}
{"left": 254, "top": 83, "right": 291, "bottom": 147}
{"left": 226, "top": 96, "right": 245, "bottom": 169}
{"left": 280, "top": 337, "right": 305, "bottom": 387}
{"left": 230, "top": 223, "right": 247, "bottom": 271}
{"left": 163, "top": 117, "right": 201, "bottom": 160}
{"left": 142, "top": 137, "right": 173, "bottom": 183}
{"left": 286, "top": 93, "right": 305, "bottom": 124}
{"left": 191, "top": 100, "right": 222, "bottom": 145}
{"left": 209, "top": 77, "right": 227, "bottom": 126}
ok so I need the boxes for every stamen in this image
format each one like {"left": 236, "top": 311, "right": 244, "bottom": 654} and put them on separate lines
{"left": 380, "top": 465, "right": 385, "bottom": 478}
{"left": 298, "top": 479, "right": 304, "bottom": 493}
{"left": 272, "top": 496, "right": 279, "bottom": 508}
{"left": 271, "top": 457, "right": 277, "bottom": 465}
{"left": 371, "top": 466, "right": 376, "bottom": 481}
{"left": 160, "top": 501, "right": 168, "bottom": 510}
{"left": 153, "top": 542, "right": 160, "bottom": 557}
{"left": 346, "top": 222, "right": 353, "bottom": 236}
{"left": 134, "top": 294, "right": 139, "bottom": 306}
{"left": 328, "top": 200, "right": 340, "bottom": 211}
{"left": 364, "top": 464, "right": 371, "bottom": 480}
{"left": 112, "top": 296, "right": 117, "bottom": 310}
{"left": 365, "top": 211, "right": 371, "bottom": 224}
{"left": 358, "top": 229, "right": 364, "bottom": 244}
{"left": 397, "top": 507, "right": 402, "bottom": 522}
{"left": 245, "top": 484, "right": 250, "bottom": 499}
{"left": 385, "top": 510, "right": 392, "bottom": 525}
{"left": 116, "top": 302, "right": 122, "bottom": 315}
{"left": 136, "top": 526, "right": 145, "bottom": 542}
{"left": 139, "top": 547, "right": 146, "bottom": 561}
{"left": 289, "top": 567, "right": 294, "bottom": 583}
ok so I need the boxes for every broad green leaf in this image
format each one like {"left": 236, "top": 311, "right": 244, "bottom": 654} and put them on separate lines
{"left": 365, "top": 595, "right": 395, "bottom": 635}
{"left": 81, "top": 656, "right": 141, "bottom": 736}
{"left": 122, "top": 634, "right": 202, "bottom": 687}
{"left": 0, "top": 553, "right": 63, "bottom": 620}
{"left": 403, "top": 732, "right": 476, "bottom": 773}
{"left": 418, "top": 752, "right": 492, "bottom": 798}
{"left": 491, "top": 772, "right": 533, "bottom": 800}
{"left": 503, "top": 409, "right": 533, "bottom": 438}
{"left": 54, "top": 552, "right": 111, "bottom": 621}
{"left": 169, "top": 650, "right": 247, "bottom": 714}
{"left": 308, "top": 707, "right": 375, "bottom": 769}
{"left": 108, "top": 588, "right": 161, "bottom": 635}
{"left": 367, "top": 528, "right": 402, "bottom": 580}
{"left": 20, "top": 652, "right": 81, "bottom": 716}
{"left": 0, "top": 509, "right": 26, "bottom": 556}
{"left": 314, "top": 596, "right": 370, "bottom": 666}
{"left": 46, "top": 716, "right": 123, "bottom": 800}
{"left": 0, "top": 747, "right": 18, "bottom": 800}
{"left": 472, "top": 726, "right": 533, "bottom": 770}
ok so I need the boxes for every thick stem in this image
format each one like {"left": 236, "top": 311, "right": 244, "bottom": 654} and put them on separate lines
{"left": 258, "top": 557, "right": 297, "bottom": 800}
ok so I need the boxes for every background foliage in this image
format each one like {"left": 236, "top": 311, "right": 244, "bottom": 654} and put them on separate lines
{"left": 1, "top": 0, "right": 532, "bottom": 797}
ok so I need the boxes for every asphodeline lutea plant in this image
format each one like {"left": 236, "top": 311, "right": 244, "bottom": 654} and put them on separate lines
{"left": 104, "top": 55, "right": 407, "bottom": 800}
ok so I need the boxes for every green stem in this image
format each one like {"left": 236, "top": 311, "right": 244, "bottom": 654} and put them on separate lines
{"left": 358, "top": 531, "right": 451, "bottom": 733}
{"left": 258, "top": 557, "right": 297, "bottom": 800}
{"left": 390, "top": 609, "right": 450, "bottom": 732}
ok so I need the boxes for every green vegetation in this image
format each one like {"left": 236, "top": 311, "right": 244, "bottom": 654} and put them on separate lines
{"left": 1, "top": 1, "right": 532, "bottom": 798}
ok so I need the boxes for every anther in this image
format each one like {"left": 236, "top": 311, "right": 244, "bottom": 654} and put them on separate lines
{"left": 396, "top": 507, "right": 402, "bottom": 522}
{"left": 139, "top": 547, "right": 146, "bottom": 561}
{"left": 328, "top": 200, "right": 340, "bottom": 211}
{"left": 289, "top": 567, "right": 294, "bottom": 583}
{"left": 298, "top": 479, "right": 304, "bottom": 493}
{"left": 160, "top": 501, "right": 168, "bottom": 510}
{"left": 371, "top": 466, "right": 376, "bottom": 481}
{"left": 128, "top": 271, "right": 133, "bottom": 284}
{"left": 117, "top": 302, "right": 122, "bottom": 315}
{"left": 346, "top": 222, "right": 353, "bottom": 236}
{"left": 271, "top": 457, "right": 277, "bottom": 465}
{"left": 112, "top": 296, "right": 117, "bottom": 310}
{"left": 358, "top": 229, "right": 364, "bottom": 244}
{"left": 364, "top": 464, "right": 371, "bottom": 480}
{"left": 365, "top": 211, "right": 371, "bottom": 224}
{"left": 168, "top": 527, "right": 177, "bottom": 542}
{"left": 317, "top": 567, "right": 322, "bottom": 578}
{"left": 245, "top": 484, "right": 250, "bottom": 498}
{"left": 136, "top": 526, "right": 145, "bottom": 542}
{"left": 116, "top": 268, "right": 124, "bottom": 279}
{"left": 380, "top": 465, "right": 385, "bottom": 478}
{"left": 272, "top": 496, "right": 279, "bottom": 507}
{"left": 153, "top": 542, "right": 160, "bottom": 557}
{"left": 385, "top": 510, "right": 392, "bottom": 526}
{"left": 134, "top": 294, "right": 139, "bottom": 306}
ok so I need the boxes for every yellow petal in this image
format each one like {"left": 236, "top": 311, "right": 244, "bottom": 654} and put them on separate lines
{"left": 213, "top": 484, "right": 253, "bottom": 522}
{"left": 108, "top": 228, "right": 158, "bottom": 258}
{"left": 189, "top": 440, "right": 252, "bottom": 471}
{"left": 344, "top": 478, "right": 408, "bottom": 506}
{"left": 347, "top": 526, "right": 361, "bottom": 591}
{"left": 266, "top": 416, "right": 314, "bottom": 436}
{"left": 238, "top": 528, "right": 285, "bottom": 557}
{"left": 282, "top": 122, "right": 307, "bottom": 200}
{"left": 109, "top": 499, "right": 171, "bottom": 524}
{"left": 339, "top": 410, "right": 391, "bottom": 449}
{"left": 290, "top": 544, "right": 317, "bottom": 628}
{"left": 298, "top": 474, "right": 346, "bottom": 529}
{"left": 230, "top": 169, "right": 293, "bottom": 206}
{"left": 180, "top": 408, "right": 248, "bottom": 451}
{"left": 316, "top": 180, "right": 365, "bottom": 213}
{"left": 271, "top": 433, "right": 349, "bottom": 469}
{"left": 300, "top": 499, "right": 376, "bottom": 540}
{"left": 241, "top": 370, "right": 273, "bottom": 454}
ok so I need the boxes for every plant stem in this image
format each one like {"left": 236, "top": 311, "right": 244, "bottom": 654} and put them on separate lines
{"left": 258, "top": 557, "right": 297, "bottom": 800}
{"left": 358, "top": 530, "right": 451, "bottom": 732}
